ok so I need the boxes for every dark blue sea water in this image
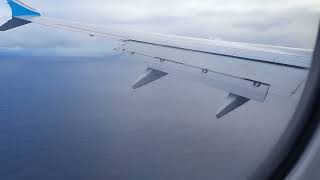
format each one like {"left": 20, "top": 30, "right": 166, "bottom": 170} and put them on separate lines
{"left": 0, "top": 55, "right": 299, "bottom": 180}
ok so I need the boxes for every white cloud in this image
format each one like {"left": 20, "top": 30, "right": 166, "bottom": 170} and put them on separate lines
{"left": 0, "top": 0, "right": 319, "bottom": 56}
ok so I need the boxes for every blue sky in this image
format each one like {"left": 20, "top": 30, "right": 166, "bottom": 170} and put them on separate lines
{"left": 0, "top": 0, "right": 319, "bottom": 56}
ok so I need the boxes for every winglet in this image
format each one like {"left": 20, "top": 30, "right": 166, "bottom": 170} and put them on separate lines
{"left": 0, "top": 17, "right": 31, "bottom": 31}
{"left": 0, "top": 0, "right": 40, "bottom": 31}
{"left": 7, "top": 0, "right": 41, "bottom": 17}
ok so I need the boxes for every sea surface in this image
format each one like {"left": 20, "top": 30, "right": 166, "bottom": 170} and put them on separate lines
{"left": 0, "top": 55, "right": 300, "bottom": 180}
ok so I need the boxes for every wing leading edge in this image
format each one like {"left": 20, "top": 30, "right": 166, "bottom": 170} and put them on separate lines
{"left": 0, "top": 0, "right": 312, "bottom": 118}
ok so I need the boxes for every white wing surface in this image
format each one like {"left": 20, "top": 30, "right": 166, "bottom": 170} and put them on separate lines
{"left": 0, "top": 0, "right": 312, "bottom": 118}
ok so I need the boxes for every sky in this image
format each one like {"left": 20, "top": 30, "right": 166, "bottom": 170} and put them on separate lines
{"left": 0, "top": 0, "right": 320, "bottom": 56}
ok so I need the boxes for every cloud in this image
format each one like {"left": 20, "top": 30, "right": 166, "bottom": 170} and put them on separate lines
{"left": 0, "top": 0, "right": 319, "bottom": 56}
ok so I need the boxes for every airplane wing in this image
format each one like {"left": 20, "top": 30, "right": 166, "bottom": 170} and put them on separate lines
{"left": 0, "top": 0, "right": 313, "bottom": 118}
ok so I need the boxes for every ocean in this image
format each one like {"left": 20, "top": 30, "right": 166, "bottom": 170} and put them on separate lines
{"left": 0, "top": 55, "right": 299, "bottom": 180}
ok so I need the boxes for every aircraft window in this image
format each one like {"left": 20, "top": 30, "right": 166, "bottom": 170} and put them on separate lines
{"left": 0, "top": 0, "right": 319, "bottom": 180}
